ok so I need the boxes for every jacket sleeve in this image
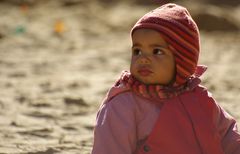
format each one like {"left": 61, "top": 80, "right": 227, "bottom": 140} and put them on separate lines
{"left": 91, "top": 94, "right": 137, "bottom": 154}
{"left": 212, "top": 100, "right": 240, "bottom": 154}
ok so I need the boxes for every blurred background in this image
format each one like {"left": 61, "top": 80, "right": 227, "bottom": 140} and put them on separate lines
{"left": 0, "top": 0, "right": 239, "bottom": 153}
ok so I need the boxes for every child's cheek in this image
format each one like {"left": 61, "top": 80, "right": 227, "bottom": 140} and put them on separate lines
{"left": 131, "top": 56, "right": 138, "bottom": 64}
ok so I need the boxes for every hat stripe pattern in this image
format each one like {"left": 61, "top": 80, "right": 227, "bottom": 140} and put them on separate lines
{"left": 131, "top": 3, "right": 200, "bottom": 85}
{"left": 156, "top": 25, "right": 198, "bottom": 54}
{"left": 155, "top": 23, "right": 198, "bottom": 51}
{"left": 175, "top": 53, "right": 195, "bottom": 71}
{"left": 143, "top": 16, "right": 198, "bottom": 44}
{"left": 177, "top": 65, "right": 191, "bottom": 83}
{"left": 156, "top": 19, "right": 199, "bottom": 47}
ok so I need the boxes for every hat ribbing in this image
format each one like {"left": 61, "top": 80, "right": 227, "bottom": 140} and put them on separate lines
{"left": 131, "top": 3, "right": 200, "bottom": 85}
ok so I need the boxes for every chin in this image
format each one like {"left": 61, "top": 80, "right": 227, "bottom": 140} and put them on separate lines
{"left": 138, "top": 79, "right": 155, "bottom": 85}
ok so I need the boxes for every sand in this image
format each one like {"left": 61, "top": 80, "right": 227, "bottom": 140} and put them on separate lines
{"left": 0, "top": 1, "right": 239, "bottom": 153}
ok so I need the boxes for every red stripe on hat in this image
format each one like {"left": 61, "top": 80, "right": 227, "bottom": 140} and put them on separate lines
{"left": 163, "top": 33, "right": 198, "bottom": 60}
{"left": 142, "top": 13, "right": 198, "bottom": 39}
{"left": 159, "top": 30, "right": 198, "bottom": 60}
{"left": 175, "top": 62, "right": 194, "bottom": 78}
{"left": 156, "top": 25, "right": 199, "bottom": 54}
{"left": 175, "top": 73, "right": 187, "bottom": 85}
{"left": 176, "top": 64, "right": 192, "bottom": 78}
{"left": 174, "top": 47, "right": 198, "bottom": 65}
{"left": 174, "top": 50, "right": 196, "bottom": 68}
{"left": 149, "top": 15, "right": 198, "bottom": 38}
{"left": 155, "top": 19, "right": 199, "bottom": 48}
{"left": 177, "top": 64, "right": 191, "bottom": 75}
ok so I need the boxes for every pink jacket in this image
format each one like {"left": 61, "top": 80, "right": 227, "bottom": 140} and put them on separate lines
{"left": 91, "top": 84, "right": 240, "bottom": 154}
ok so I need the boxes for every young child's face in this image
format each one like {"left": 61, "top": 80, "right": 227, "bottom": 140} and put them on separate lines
{"left": 130, "top": 28, "right": 175, "bottom": 85}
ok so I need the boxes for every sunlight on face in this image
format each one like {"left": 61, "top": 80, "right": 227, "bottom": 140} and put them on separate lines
{"left": 130, "top": 28, "right": 175, "bottom": 85}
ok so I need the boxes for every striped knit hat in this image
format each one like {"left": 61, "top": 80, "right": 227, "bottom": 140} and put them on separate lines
{"left": 131, "top": 3, "right": 200, "bottom": 86}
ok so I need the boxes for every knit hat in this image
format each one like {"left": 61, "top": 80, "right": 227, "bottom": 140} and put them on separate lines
{"left": 131, "top": 3, "right": 200, "bottom": 86}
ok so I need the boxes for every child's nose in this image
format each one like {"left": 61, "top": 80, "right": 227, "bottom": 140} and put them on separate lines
{"left": 139, "top": 55, "right": 151, "bottom": 64}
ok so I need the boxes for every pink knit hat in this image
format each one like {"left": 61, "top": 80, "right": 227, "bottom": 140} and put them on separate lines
{"left": 131, "top": 3, "right": 200, "bottom": 86}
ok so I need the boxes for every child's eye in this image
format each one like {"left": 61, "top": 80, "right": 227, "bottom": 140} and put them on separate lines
{"left": 132, "top": 49, "right": 142, "bottom": 56}
{"left": 153, "top": 49, "right": 164, "bottom": 55}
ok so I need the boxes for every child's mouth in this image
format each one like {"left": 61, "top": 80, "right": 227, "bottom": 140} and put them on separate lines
{"left": 138, "top": 68, "right": 153, "bottom": 76}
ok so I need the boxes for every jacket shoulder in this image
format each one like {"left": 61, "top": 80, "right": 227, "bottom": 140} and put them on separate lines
{"left": 194, "top": 85, "right": 214, "bottom": 101}
{"left": 99, "top": 91, "right": 137, "bottom": 112}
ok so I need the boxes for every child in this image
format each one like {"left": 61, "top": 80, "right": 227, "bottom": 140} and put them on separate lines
{"left": 91, "top": 3, "right": 240, "bottom": 154}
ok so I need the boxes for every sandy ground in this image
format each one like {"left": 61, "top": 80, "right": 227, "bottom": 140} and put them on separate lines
{"left": 0, "top": 1, "right": 239, "bottom": 153}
